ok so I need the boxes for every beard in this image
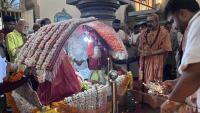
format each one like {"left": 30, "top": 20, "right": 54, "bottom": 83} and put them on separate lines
{"left": 179, "top": 24, "right": 187, "bottom": 34}
{"left": 175, "top": 16, "right": 188, "bottom": 34}
{"left": 114, "top": 28, "right": 120, "bottom": 32}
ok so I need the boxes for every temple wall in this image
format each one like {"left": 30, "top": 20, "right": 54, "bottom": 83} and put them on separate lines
{"left": 23, "top": 0, "right": 127, "bottom": 25}
{"left": 37, "top": 0, "right": 81, "bottom": 22}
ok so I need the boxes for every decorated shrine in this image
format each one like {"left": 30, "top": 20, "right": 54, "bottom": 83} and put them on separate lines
{"left": 7, "top": 17, "right": 132, "bottom": 113}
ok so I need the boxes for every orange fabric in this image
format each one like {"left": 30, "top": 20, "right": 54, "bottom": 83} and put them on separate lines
{"left": 6, "top": 92, "right": 20, "bottom": 113}
{"left": 5, "top": 70, "right": 25, "bottom": 113}
{"left": 83, "top": 21, "right": 126, "bottom": 52}
{"left": 139, "top": 27, "right": 172, "bottom": 83}
{"left": 87, "top": 42, "right": 94, "bottom": 57}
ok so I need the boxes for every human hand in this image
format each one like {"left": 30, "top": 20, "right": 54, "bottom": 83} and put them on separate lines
{"left": 7, "top": 63, "right": 18, "bottom": 73}
{"left": 161, "top": 100, "right": 178, "bottom": 113}
{"left": 186, "top": 105, "right": 197, "bottom": 113}
{"left": 178, "top": 104, "right": 187, "bottom": 113}
{"left": 140, "top": 50, "right": 152, "bottom": 57}
{"left": 162, "top": 80, "right": 177, "bottom": 91}
{"left": 185, "top": 94, "right": 197, "bottom": 113}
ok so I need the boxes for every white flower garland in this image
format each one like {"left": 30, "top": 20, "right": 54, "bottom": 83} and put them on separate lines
{"left": 28, "top": 26, "right": 50, "bottom": 58}
{"left": 42, "top": 17, "right": 96, "bottom": 69}
{"left": 30, "top": 25, "right": 59, "bottom": 67}
{"left": 41, "top": 23, "right": 73, "bottom": 69}
{"left": 41, "top": 19, "right": 79, "bottom": 69}
{"left": 64, "top": 84, "right": 109, "bottom": 110}
{"left": 17, "top": 26, "right": 47, "bottom": 65}
{"left": 12, "top": 91, "right": 36, "bottom": 113}
{"left": 25, "top": 25, "right": 53, "bottom": 66}
{"left": 36, "top": 23, "right": 66, "bottom": 69}
{"left": 15, "top": 36, "right": 33, "bottom": 64}
{"left": 15, "top": 17, "right": 96, "bottom": 82}
{"left": 38, "top": 18, "right": 96, "bottom": 81}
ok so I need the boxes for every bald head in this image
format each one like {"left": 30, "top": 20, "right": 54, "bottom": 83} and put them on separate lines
{"left": 16, "top": 19, "right": 29, "bottom": 35}
{"left": 147, "top": 13, "right": 160, "bottom": 30}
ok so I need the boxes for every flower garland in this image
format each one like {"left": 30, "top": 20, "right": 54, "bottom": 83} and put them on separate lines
{"left": 6, "top": 92, "right": 20, "bottom": 113}
{"left": 44, "top": 17, "right": 96, "bottom": 70}
{"left": 127, "top": 71, "right": 133, "bottom": 89}
{"left": 36, "top": 21, "right": 72, "bottom": 82}
{"left": 41, "top": 24, "right": 72, "bottom": 69}
{"left": 96, "top": 84, "right": 109, "bottom": 112}
{"left": 8, "top": 70, "right": 24, "bottom": 82}
{"left": 64, "top": 84, "right": 109, "bottom": 112}
{"left": 25, "top": 26, "right": 54, "bottom": 67}
{"left": 41, "top": 20, "right": 74, "bottom": 70}
{"left": 16, "top": 26, "right": 46, "bottom": 65}
{"left": 12, "top": 91, "right": 37, "bottom": 113}
{"left": 6, "top": 70, "right": 25, "bottom": 113}
{"left": 17, "top": 28, "right": 44, "bottom": 65}
{"left": 15, "top": 17, "right": 96, "bottom": 82}
{"left": 36, "top": 23, "right": 66, "bottom": 69}
{"left": 25, "top": 25, "right": 53, "bottom": 67}
{"left": 29, "top": 25, "right": 59, "bottom": 67}
{"left": 32, "top": 101, "right": 80, "bottom": 113}
{"left": 39, "top": 17, "right": 96, "bottom": 81}
{"left": 116, "top": 74, "right": 131, "bottom": 96}
{"left": 15, "top": 35, "right": 34, "bottom": 64}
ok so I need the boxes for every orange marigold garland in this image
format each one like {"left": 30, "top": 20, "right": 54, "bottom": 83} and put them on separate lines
{"left": 6, "top": 92, "right": 20, "bottom": 113}
{"left": 8, "top": 70, "right": 24, "bottom": 82}
{"left": 32, "top": 101, "right": 81, "bottom": 113}
{"left": 118, "top": 74, "right": 131, "bottom": 96}
{"left": 127, "top": 71, "right": 133, "bottom": 90}
{"left": 6, "top": 70, "right": 25, "bottom": 113}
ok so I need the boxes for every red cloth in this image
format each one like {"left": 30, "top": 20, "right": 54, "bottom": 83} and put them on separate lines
{"left": 87, "top": 42, "right": 94, "bottom": 57}
{"left": 88, "top": 58, "right": 102, "bottom": 70}
{"left": 0, "top": 78, "right": 29, "bottom": 95}
{"left": 37, "top": 50, "right": 81, "bottom": 105}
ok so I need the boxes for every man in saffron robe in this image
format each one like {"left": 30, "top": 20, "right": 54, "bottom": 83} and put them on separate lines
{"left": 139, "top": 13, "right": 172, "bottom": 83}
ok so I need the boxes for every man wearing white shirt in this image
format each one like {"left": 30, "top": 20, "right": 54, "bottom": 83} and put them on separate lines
{"left": 161, "top": 0, "right": 200, "bottom": 113}
{"left": 128, "top": 25, "right": 140, "bottom": 46}
{"left": 127, "top": 26, "right": 140, "bottom": 76}
{"left": 112, "top": 19, "right": 128, "bottom": 70}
